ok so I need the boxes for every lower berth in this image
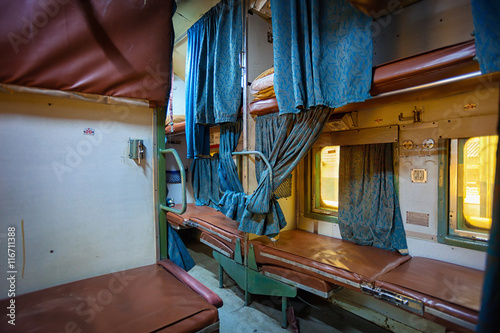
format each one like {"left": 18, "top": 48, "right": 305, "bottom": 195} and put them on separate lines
{"left": 167, "top": 203, "right": 244, "bottom": 259}
{"left": 0, "top": 259, "right": 222, "bottom": 333}
{"left": 166, "top": 204, "right": 484, "bottom": 332}
{"left": 250, "top": 230, "right": 484, "bottom": 333}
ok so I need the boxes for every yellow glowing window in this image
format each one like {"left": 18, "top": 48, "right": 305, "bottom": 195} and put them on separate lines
{"left": 461, "top": 136, "right": 497, "bottom": 230}
{"left": 319, "top": 146, "right": 340, "bottom": 209}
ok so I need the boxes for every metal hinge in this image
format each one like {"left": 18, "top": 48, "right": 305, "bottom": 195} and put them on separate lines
{"left": 361, "top": 283, "right": 424, "bottom": 315}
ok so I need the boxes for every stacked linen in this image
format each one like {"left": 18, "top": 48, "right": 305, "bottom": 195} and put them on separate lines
{"left": 251, "top": 68, "right": 275, "bottom": 101}
{"left": 249, "top": 68, "right": 279, "bottom": 115}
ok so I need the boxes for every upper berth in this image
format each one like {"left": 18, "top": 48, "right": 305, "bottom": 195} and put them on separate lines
{"left": 166, "top": 39, "right": 481, "bottom": 134}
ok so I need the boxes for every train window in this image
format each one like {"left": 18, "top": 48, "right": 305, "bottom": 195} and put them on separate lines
{"left": 310, "top": 146, "right": 340, "bottom": 219}
{"left": 439, "top": 135, "right": 497, "bottom": 250}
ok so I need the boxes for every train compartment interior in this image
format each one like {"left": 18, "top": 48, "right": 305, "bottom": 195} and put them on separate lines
{"left": 1, "top": 0, "right": 499, "bottom": 332}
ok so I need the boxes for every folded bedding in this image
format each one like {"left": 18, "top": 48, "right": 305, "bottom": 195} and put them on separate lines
{"left": 251, "top": 67, "right": 275, "bottom": 101}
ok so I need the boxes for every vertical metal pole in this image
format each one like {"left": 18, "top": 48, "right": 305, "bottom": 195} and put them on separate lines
{"left": 241, "top": 0, "right": 250, "bottom": 306}
{"left": 157, "top": 106, "right": 168, "bottom": 259}
{"left": 219, "top": 264, "right": 224, "bottom": 288}
{"left": 242, "top": 2, "right": 248, "bottom": 155}
{"left": 281, "top": 296, "right": 288, "bottom": 328}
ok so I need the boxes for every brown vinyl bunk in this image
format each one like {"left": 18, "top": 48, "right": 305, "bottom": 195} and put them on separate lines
{"left": 0, "top": 2, "right": 223, "bottom": 332}
{"left": 168, "top": 203, "right": 244, "bottom": 259}
{"left": 167, "top": 41, "right": 485, "bottom": 332}
{"left": 167, "top": 207, "right": 483, "bottom": 332}
{"left": 0, "top": 259, "right": 222, "bottom": 333}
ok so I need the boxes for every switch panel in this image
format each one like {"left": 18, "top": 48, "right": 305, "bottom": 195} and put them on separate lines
{"left": 411, "top": 168, "right": 427, "bottom": 183}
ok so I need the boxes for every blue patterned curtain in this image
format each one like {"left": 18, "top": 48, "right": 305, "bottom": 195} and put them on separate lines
{"left": 338, "top": 144, "right": 408, "bottom": 254}
{"left": 191, "top": 154, "right": 221, "bottom": 209}
{"left": 185, "top": 20, "right": 210, "bottom": 159}
{"left": 167, "top": 223, "right": 195, "bottom": 271}
{"left": 471, "top": 0, "right": 500, "bottom": 74}
{"left": 477, "top": 119, "right": 500, "bottom": 331}
{"left": 240, "top": 108, "right": 332, "bottom": 236}
{"left": 218, "top": 121, "right": 244, "bottom": 193}
{"left": 217, "top": 121, "right": 247, "bottom": 221}
{"left": 255, "top": 113, "right": 290, "bottom": 182}
{"left": 185, "top": 0, "right": 242, "bottom": 158}
{"left": 270, "top": 0, "right": 372, "bottom": 114}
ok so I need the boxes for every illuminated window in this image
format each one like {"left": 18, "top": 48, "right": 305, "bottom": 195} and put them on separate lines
{"left": 441, "top": 135, "right": 497, "bottom": 247}
{"left": 459, "top": 136, "right": 497, "bottom": 231}
{"left": 311, "top": 146, "right": 340, "bottom": 216}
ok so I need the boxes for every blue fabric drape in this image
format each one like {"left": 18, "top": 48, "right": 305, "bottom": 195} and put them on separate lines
{"left": 217, "top": 120, "right": 247, "bottom": 221}
{"left": 185, "top": 20, "right": 210, "bottom": 158}
{"left": 338, "top": 144, "right": 408, "bottom": 254}
{"left": 240, "top": 108, "right": 333, "bottom": 236}
{"left": 471, "top": 0, "right": 500, "bottom": 74}
{"left": 191, "top": 154, "right": 221, "bottom": 209}
{"left": 270, "top": 0, "right": 372, "bottom": 114}
{"left": 255, "top": 113, "right": 290, "bottom": 182}
{"left": 167, "top": 223, "right": 195, "bottom": 271}
{"left": 218, "top": 121, "right": 244, "bottom": 193}
{"left": 185, "top": 0, "right": 242, "bottom": 157}
{"left": 477, "top": 120, "right": 500, "bottom": 331}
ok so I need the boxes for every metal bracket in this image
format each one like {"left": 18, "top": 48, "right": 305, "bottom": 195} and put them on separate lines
{"left": 361, "top": 283, "right": 424, "bottom": 315}
{"left": 129, "top": 139, "right": 144, "bottom": 163}
{"left": 232, "top": 150, "right": 273, "bottom": 189}
{"left": 399, "top": 107, "right": 422, "bottom": 123}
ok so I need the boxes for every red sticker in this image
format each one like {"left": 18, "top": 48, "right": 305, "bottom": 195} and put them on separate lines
{"left": 83, "top": 128, "right": 95, "bottom": 136}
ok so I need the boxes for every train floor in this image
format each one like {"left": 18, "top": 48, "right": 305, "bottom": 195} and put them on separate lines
{"left": 181, "top": 232, "right": 392, "bottom": 333}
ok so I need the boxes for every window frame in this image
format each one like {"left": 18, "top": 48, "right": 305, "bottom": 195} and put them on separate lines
{"left": 438, "top": 138, "right": 491, "bottom": 251}
{"left": 304, "top": 147, "right": 339, "bottom": 223}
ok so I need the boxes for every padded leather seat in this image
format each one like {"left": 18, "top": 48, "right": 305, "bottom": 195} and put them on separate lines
{"left": 375, "top": 257, "right": 483, "bottom": 332}
{"left": 250, "top": 229, "right": 411, "bottom": 290}
{"left": 261, "top": 265, "right": 339, "bottom": 298}
{"left": 167, "top": 203, "right": 244, "bottom": 257}
{"left": 0, "top": 260, "right": 221, "bottom": 333}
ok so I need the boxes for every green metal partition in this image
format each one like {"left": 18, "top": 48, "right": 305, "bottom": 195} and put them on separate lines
{"left": 156, "top": 106, "right": 187, "bottom": 259}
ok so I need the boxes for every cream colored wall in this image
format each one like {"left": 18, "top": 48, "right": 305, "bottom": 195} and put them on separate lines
{"left": 0, "top": 89, "right": 157, "bottom": 295}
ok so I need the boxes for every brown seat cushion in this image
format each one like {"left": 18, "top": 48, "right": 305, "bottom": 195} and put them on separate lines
{"left": 250, "top": 229, "right": 411, "bottom": 289}
{"left": 261, "top": 265, "right": 337, "bottom": 297}
{"left": 166, "top": 204, "right": 244, "bottom": 256}
{"left": 0, "top": 262, "right": 218, "bottom": 333}
{"left": 374, "top": 257, "right": 484, "bottom": 328}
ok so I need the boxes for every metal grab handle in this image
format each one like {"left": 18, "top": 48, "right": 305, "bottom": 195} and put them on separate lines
{"left": 232, "top": 150, "right": 273, "bottom": 188}
{"left": 159, "top": 148, "right": 186, "bottom": 215}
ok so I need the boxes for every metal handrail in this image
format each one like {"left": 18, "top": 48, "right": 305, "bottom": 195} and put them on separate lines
{"left": 232, "top": 150, "right": 273, "bottom": 188}
{"left": 159, "top": 148, "right": 186, "bottom": 215}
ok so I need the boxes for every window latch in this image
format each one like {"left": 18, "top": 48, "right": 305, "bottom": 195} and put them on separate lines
{"left": 399, "top": 107, "right": 422, "bottom": 123}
